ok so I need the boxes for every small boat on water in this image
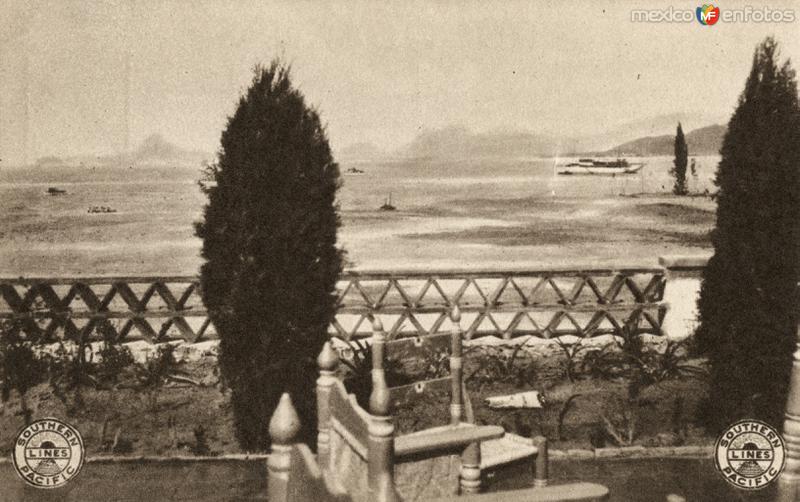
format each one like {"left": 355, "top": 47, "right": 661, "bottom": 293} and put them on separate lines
{"left": 379, "top": 192, "right": 396, "bottom": 211}
{"left": 88, "top": 206, "right": 117, "bottom": 214}
{"left": 557, "top": 158, "right": 644, "bottom": 175}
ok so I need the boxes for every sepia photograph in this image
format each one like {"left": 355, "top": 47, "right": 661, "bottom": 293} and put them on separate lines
{"left": 0, "top": 1, "right": 799, "bottom": 500}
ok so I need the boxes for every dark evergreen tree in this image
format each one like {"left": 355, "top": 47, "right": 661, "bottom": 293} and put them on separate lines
{"left": 671, "top": 123, "right": 688, "bottom": 195}
{"left": 695, "top": 38, "right": 800, "bottom": 432}
{"left": 195, "top": 61, "right": 343, "bottom": 451}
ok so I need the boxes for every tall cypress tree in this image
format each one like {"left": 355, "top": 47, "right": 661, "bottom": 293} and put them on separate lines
{"left": 672, "top": 123, "right": 688, "bottom": 195}
{"left": 195, "top": 61, "right": 343, "bottom": 450}
{"left": 695, "top": 38, "right": 800, "bottom": 432}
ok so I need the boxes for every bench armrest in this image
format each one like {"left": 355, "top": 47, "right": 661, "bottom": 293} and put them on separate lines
{"left": 394, "top": 424, "right": 504, "bottom": 459}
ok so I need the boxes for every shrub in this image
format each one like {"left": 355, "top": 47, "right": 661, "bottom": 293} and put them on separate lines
{"left": 134, "top": 344, "right": 179, "bottom": 389}
{"left": 599, "top": 394, "right": 638, "bottom": 447}
{"left": 580, "top": 327, "right": 704, "bottom": 394}
{"left": 133, "top": 344, "right": 185, "bottom": 412}
{"left": 95, "top": 342, "right": 135, "bottom": 385}
{"left": 466, "top": 342, "right": 537, "bottom": 389}
{"left": 553, "top": 337, "right": 590, "bottom": 382}
{"left": 695, "top": 38, "right": 800, "bottom": 431}
{"left": 46, "top": 341, "right": 97, "bottom": 412}
{"left": 341, "top": 339, "right": 410, "bottom": 409}
{"left": 195, "top": 61, "right": 343, "bottom": 450}
{"left": 0, "top": 320, "right": 44, "bottom": 423}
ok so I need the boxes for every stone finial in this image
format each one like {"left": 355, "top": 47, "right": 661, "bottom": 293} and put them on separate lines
{"left": 269, "top": 393, "right": 301, "bottom": 445}
{"left": 371, "top": 315, "right": 384, "bottom": 334}
{"left": 317, "top": 341, "right": 339, "bottom": 372}
{"left": 450, "top": 305, "right": 461, "bottom": 324}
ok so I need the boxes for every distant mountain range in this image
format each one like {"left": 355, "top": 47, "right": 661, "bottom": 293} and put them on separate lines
{"left": 601, "top": 124, "right": 726, "bottom": 156}
{"left": 36, "top": 134, "right": 212, "bottom": 168}
{"left": 116, "top": 134, "right": 211, "bottom": 166}
{"left": 401, "top": 126, "right": 561, "bottom": 159}
{"left": 568, "top": 112, "right": 726, "bottom": 154}
{"left": 34, "top": 114, "right": 729, "bottom": 168}
{"left": 134, "top": 134, "right": 188, "bottom": 161}
{"left": 336, "top": 113, "right": 729, "bottom": 161}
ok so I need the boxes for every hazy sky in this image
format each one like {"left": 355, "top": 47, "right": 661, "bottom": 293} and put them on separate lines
{"left": 1, "top": 0, "right": 799, "bottom": 164}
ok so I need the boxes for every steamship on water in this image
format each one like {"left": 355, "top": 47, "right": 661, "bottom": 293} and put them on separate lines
{"left": 556, "top": 158, "right": 645, "bottom": 175}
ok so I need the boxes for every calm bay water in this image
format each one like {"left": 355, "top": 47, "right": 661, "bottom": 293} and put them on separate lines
{"left": 0, "top": 156, "right": 718, "bottom": 275}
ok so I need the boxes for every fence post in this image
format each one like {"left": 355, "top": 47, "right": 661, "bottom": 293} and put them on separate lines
{"left": 268, "top": 393, "right": 301, "bottom": 502}
{"left": 658, "top": 255, "right": 709, "bottom": 339}
{"left": 450, "top": 305, "right": 464, "bottom": 426}
{"left": 369, "top": 317, "right": 398, "bottom": 502}
{"left": 778, "top": 322, "right": 800, "bottom": 501}
{"left": 316, "top": 341, "right": 339, "bottom": 470}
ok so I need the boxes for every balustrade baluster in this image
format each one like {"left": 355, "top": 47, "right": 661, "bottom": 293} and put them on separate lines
{"left": 316, "top": 341, "right": 339, "bottom": 470}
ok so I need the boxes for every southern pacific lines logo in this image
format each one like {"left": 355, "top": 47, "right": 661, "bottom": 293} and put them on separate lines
{"left": 714, "top": 419, "right": 785, "bottom": 490}
{"left": 697, "top": 4, "right": 720, "bottom": 25}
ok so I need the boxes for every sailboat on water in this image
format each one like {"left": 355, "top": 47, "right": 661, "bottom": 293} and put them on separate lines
{"left": 379, "top": 192, "right": 396, "bottom": 211}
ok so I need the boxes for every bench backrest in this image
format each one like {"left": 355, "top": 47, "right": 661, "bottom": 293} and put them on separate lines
{"left": 376, "top": 307, "right": 469, "bottom": 426}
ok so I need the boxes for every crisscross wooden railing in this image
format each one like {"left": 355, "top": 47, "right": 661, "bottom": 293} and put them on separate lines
{"left": 333, "top": 267, "right": 667, "bottom": 340}
{"left": 0, "top": 266, "right": 671, "bottom": 344}
{"left": 0, "top": 276, "right": 210, "bottom": 343}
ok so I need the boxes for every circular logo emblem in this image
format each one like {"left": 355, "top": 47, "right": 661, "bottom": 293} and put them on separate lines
{"left": 714, "top": 419, "right": 785, "bottom": 490}
{"left": 12, "top": 418, "right": 84, "bottom": 489}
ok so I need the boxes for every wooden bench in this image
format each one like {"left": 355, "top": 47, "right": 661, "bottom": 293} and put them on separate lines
{"left": 268, "top": 382, "right": 608, "bottom": 501}
{"left": 268, "top": 307, "right": 609, "bottom": 501}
